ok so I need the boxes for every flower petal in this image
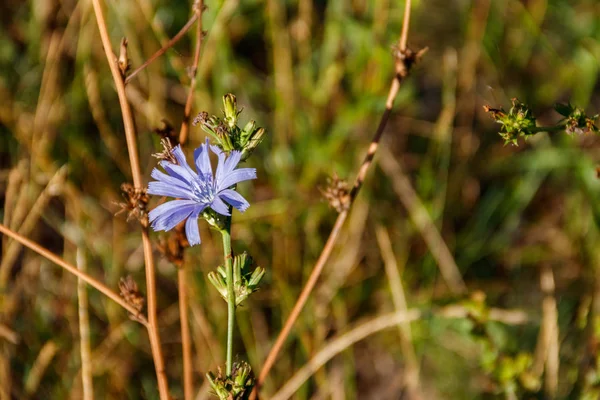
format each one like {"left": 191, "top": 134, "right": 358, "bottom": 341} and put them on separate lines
{"left": 148, "top": 181, "right": 194, "bottom": 200}
{"left": 168, "top": 146, "right": 197, "bottom": 180}
{"left": 171, "top": 145, "right": 188, "bottom": 166}
{"left": 148, "top": 200, "right": 197, "bottom": 231}
{"left": 210, "top": 196, "right": 231, "bottom": 216}
{"left": 217, "top": 168, "right": 257, "bottom": 190}
{"left": 193, "top": 139, "right": 213, "bottom": 177}
{"left": 218, "top": 189, "right": 250, "bottom": 212}
{"left": 161, "top": 161, "right": 196, "bottom": 184}
{"left": 185, "top": 210, "right": 202, "bottom": 246}
{"left": 211, "top": 145, "right": 226, "bottom": 180}
{"left": 224, "top": 150, "right": 242, "bottom": 173}
{"left": 151, "top": 168, "right": 190, "bottom": 191}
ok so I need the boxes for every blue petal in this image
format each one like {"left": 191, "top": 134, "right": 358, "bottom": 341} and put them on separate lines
{"left": 222, "top": 150, "right": 242, "bottom": 176}
{"left": 148, "top": 200, "right": 197, "bottom": 231}
{"left": 185, "top": 210, "right": 202, "bottom": 246}
{"left": 210, "top": 196, "right": 231, "bottom": 216}
{"left": 169, "top": 146, "right": 198, "bottom": 180}
{"left": 150, "top": 169, "right": 190, "bottom": 190}
{"left": 159, "top": 161, "right": 188, "bottom": 183}
{"left": 218, "top": 189, "right": 250, "bottom": 212}
{"left": 193, "top": 139, "right": 213, "bottom": 177}
{"left": 148, "top": 181, "right": 194, "bottom": 199}
{"left": 217, "top": 168, "right": 257, "bottom": 190}
{"left": 162, "top": 162, "right": 196, "bottom": 185}
{"left": 171, "top": 145, "right": 188, "bottom": 166}
{"left": 212, "top": 146, "right": 227, "bottom": 181}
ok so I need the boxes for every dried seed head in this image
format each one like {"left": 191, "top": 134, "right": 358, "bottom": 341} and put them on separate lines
{"left": 157, "top": 228, "right": 189, "bottom": 267}
{"left": 193, "top": 111, "right": 210, "bottom": 126}
{"left": 152, "top": 138, "right": 178, "bottom": 164}
{"left": 119, "top": 276, "right": 145, "bottom": 314}
{"left": 114, "top": 183, "right": 149, "bottom": 227}
{"left": 321, "top": 173, "right": 351, "bottom": 213}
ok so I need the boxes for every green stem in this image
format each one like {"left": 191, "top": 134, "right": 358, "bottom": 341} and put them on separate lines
{"left": 528, "top": 123, "right": 566, "bottom": 134}
{"left": 221, "top": 215, "right": 235, "bottom": 376}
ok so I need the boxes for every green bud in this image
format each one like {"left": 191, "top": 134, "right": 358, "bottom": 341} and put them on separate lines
{"left": 223, "top": 93, "right": 239, "bottom": 128}
{"left": 241, "top": 127, "right": 266, "bottom": 161}
{"left": 241, "top": 120, "right": 256, "bottom": 142}
{"left": 208, "top": 252, "right": 264, "bottom": 306}
{"left": 206, "top": 362, "right": 255, "bottom": 400}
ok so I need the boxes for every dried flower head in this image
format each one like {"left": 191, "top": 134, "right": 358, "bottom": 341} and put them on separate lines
{"left": 321, "top": 173, "right": 351, "bottom": 212}
{"left": 119, "top": 276, "right": 145, "bottom": 316}
{"left": 157, "top": 228, "right": 189, "bottom": 267}
{"left": 114, "top": 183, "right": 149, "bottom": 227}
{"left": 152, "top": 138, "right": 178, "bottom": 164}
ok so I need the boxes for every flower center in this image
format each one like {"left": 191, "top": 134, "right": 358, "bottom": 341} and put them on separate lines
{"left": 190, "top": 173, "right": 215, "bottom": 204}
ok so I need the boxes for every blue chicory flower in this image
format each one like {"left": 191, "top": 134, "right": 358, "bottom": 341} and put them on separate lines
{"left": 147, "top": 139, "right": 256, "bottom": 246}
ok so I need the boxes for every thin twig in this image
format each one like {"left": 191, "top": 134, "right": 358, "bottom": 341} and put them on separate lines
{"left": 125, "top": 13, "right": 199, "bottom": 85}
{"left": 532, "top": 264, "right": 559, "bottom": 396}
{"left": 77, "top": 248, "right": 95, "bottom": 400}
{"left": 90, "top": 0, "right": 169, "bottom": 398}
{"left": 179, "top": 268, "right": 194, "bottom": 400}
{"left": 0, "top": 165, "right": 68, "bottom": 287}
{"left": 179, "top": 0, "right": 205, "bottom": 145}
{"left": 375, "top": 225, "right": 421, "bottom": 399}
{"left": 272, "top": 310, "right": 423, "bottom": 400}
{"left": 270, "top": 304, "right": 528, "bottom": 400}
{"left": 24, "top": 341, "right": 59, "bottom": 396}
{"left": 176, "top": 4, "right": 205, "bottom": 396}
{"left": 378, "top": 147, "right": 466, "bottom": 294}
{"left": 252, "top": 2, "right": 420, "bottom": 395}
{"left": 0, "top": 223, "right": 147, "bottom": 320}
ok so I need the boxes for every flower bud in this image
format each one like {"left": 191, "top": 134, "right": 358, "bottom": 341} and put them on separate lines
{"left": 223, "top": 93, "right": 239, "bottom": 128}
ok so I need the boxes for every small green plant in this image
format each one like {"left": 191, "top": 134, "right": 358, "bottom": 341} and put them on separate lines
{"left": 485, "top": 98, "right": 598, "bottom": 146}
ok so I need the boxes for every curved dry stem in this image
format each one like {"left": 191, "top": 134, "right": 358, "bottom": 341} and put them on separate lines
{"left": 179, "top": 267, "right": 193, "bottom": 400}
{"left": 252, "top": 2, "right": 421, "bottom": 396}
{"left": 179, "top": 0, "right": 205, "bottom": 145}
{"left": 0, "top": 223, "right": 146, "bottom": 321}
{"left": 125, "top": 12, "right": 199, "bottom": 85}
{"left": 271, "top": 310, "right": 422, "bottom": 400}
{"left": 90, "top": 0, "right": 169, "bottom": 398}
{"left": 176, "top": 4, "right": 205, "bottom": 396}
{"left": 77, "top": 248, "right": 95, "bottom": 400}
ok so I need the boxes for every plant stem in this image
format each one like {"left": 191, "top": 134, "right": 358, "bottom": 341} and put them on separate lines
{"left": 252, "top": 1, "right": 420, "bottom": 396}
{"left": 221, "top": 215, "right": 235, "bottom": 376}
{"left": 90, "top": 0, "right": 169, "bottom": 397}
{"left": 529, "top": 124, "right": 566, "bottom": 134}
{"left": 0, "top": 223, "right": 146, "bottom": 321}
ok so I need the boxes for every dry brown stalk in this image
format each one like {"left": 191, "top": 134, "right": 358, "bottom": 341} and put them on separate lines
{"left": 270, "top": 304, "right": 529, "bottom": 400}
{"left": 76, "top": 248, "right": 95, "bottom": 400}
{"left": 125, "top": 12, "right": 199, "bottom": 85}
{"left": 0, "top": 223, "right": 147, "bottom": 320}
{"left": 378, "top": 146, "right": 466, "bottom": 294}
{"left": 252, "top": 0, "right": 424, "bottom": 396}
{"left": 90, "top": 0, "right": 169, "bottom": 397}
{"left": 375, "top": 225, "right": 421, "bottom": 399}
{"left": 178, "top": 0, "right": 205, "bottom": 146}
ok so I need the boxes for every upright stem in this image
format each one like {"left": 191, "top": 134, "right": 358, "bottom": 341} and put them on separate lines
{"left": 221, "top": 216, "right": 235, "bottom": 376}
{"left": 529, "top": 123, "right": 566, "bottom": 134}
{"left": 90, "top": 0, "right": 169, "bottom": 398}
{"left": 178, "top": 267, "right": 193, "bottom": 400}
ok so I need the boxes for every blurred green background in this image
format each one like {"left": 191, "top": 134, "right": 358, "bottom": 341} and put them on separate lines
{"left": 1, "top": 0, "right": 600, "bottom": 398}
